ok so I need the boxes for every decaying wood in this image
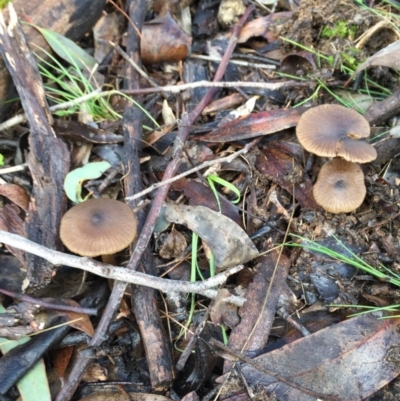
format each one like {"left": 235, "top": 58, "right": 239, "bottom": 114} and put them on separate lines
{"left": 0, "top": 5, "right": 70, "bottom": 288}
{"left": 365, "top": 87, "right": 400, "bottom": 126}
{"left": 122, "top": 0, "right": 174, "bottom": 391}
{"left": 0, "top": 0, "right": 106, "bottom": 120}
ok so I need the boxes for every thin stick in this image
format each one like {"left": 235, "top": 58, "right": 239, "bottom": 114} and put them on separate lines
{"left": 0, "top": 81, "right": 304, "bottom": 131}
{"left": 0, "top": 164, "right": 27, "bottom": 174}
{"left": 125, "top": 138, "right": 258, "bottom": 201}
{"left": 109, "top": 41, "right": 161, "bottom": 90}
{"left": 0, "top": 288, "right": 98, "bottom": 316}
{"left": 190, "top": 54, "right": 276, "bottom": 69}
{"left": 0, "top": 230, "right": 244, "bottom": 297}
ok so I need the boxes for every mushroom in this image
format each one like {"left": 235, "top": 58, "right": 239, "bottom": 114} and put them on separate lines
{"left": 296, "top": 104, "right": 377, "bottom": 163}
{"left": 313, "top": 158, "right": 366, "bottom": 213}
{"left": 60, "top": 198, "right": 138, "bottom": 258}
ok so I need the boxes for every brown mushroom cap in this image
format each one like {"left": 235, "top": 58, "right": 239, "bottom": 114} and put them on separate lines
{"left": 313, "top": 158, "right": 366, "bottom": 213}
{"left": 296, "top": 104, "right": 375, "bottom": 163}
{"left": 60, "top": 198, "right": 138, "bottom": 257}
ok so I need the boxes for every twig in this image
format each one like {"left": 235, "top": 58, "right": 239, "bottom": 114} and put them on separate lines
{"left": 0, "top": 81, "right": 304, "bottom": 131}
{"left": 125, "top": 139, "right": 257, "bottom": 201}
{"left": 0, "top": 288, "right": 98, "bottom": 316}
{"left": 0, "top": 164, "right": 27, "bottom": 175}
{"left": 190, "top": 54, "right": 276, "bottom": 69}
{"left": 109, "top": 41, "right": 161, "bottom": 90}
{"left": 0, "top": 230, "right": 244, "bottom": 298}
{"left": 121, "top": 80, "right": 301, "bottom": 94}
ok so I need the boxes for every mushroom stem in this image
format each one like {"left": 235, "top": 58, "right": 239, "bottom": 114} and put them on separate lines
{"left": 101, "top": 254, "right": 116, "bottom": 265}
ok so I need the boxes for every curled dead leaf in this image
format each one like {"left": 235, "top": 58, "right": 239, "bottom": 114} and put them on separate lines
{"left": 164, "top": 203, "right": 259, "bottom": 269}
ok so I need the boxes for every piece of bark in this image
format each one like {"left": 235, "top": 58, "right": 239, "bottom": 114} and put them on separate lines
{"left": 0, "top": 6, "right": 70, "bottom": 289}
{"left": 0, "top": 0, "right": 106, "bottom": 120}
{"left": 365, "top": 87, "right": 400, "bottom": 126}
{"left": 123, "top": 1, "right": 174, "bottom": 391}
{"left": 224, "top": 251, "right": 290, "bottom": 372}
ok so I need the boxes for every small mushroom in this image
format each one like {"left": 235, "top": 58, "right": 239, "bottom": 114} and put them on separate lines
{"left": 296, "top": 104, "right": 377, "bottom": 163}
{"left": 313, "top": 158, "right": 366, "bottom": 213}
{"left": 60, "top": 198, "right": 138, "bottom": 257}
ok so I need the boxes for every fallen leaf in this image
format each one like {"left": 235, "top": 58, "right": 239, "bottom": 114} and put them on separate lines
{"left": 199, "top": 108, "right": 306, "bottom": 142}
{"left": 0, "top": 204, "right": 26, "bottom": 265}
{"left": 33, "top": 25, "right": 97, "bottom": 70}
{"left": 0, "top": 183, "right": 29, "bottom": 211}
{"left": 238, "top": 12, "right": 293, "bottom": 43}
{"left": 256, "top": 148, "right": 317, "bottom": 209}
{"left": 241, "top": 314, "right": 400, "bottom": 401}
{"left": 159, "top": 227, "right": 187, "bottom": 259}
{"left": 50, "top": 299, "right": 94, "bottom": 336}
{"left": 280, "top": 51, "right": 317, "bottom": 75}
{"left": 354, "top": 39, "right": 400, "bottom": 75}
{"left": 171, "top": 178, "right": 242, "bottom": 226}
{"left": 164, "top": 203, "right": 259, "bottom": 269}
{"left": 64, "top": 161, "right": 111, "bottom": 203}
{"left": 210, "top": 288, "right": 240, "bottom": 328}
{"left": 52, "top": 346, "right": 74, "bottom": 382}
{"left": 141, "top": 10, "right": 192, "bottom": 64}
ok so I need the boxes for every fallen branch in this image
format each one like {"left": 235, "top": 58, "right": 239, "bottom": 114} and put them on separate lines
{"left": 0, "top": 230, "right": 244, "bottom": 298}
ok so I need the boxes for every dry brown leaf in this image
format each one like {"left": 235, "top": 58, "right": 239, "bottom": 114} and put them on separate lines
{"left": 0, "top": 184, "right": 29, "bottom": 212}
{"left": 354, "top": 39, "right": 400, "bottom": 75}
{"left": 159, "top": 227, "right": 187, "bottom": 259}
{"left": 164, "top": 203, "right": 259, "bottom": 269}
{"left": 141, "top": 10, "right": 192, "bottom": 64}
{"left": 241, "top": 314, "right": 400, "bottom": 400}
{"left": 199, "top": 107, "right": 306, "bottom": 142}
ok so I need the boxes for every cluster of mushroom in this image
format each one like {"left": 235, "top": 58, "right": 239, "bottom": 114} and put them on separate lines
{"left": 60, "top": 198, "right": 138, "bottom": 259}
{"left": 296, "top": 104, "right": 377, "bottom": 213}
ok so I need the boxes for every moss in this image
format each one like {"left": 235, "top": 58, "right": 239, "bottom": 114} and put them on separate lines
{"left": 322, "top": 21, "right": 357, "bottom": 40}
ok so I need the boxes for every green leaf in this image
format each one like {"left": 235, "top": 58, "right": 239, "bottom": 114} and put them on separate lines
{"left": 0, "top": 304, "right": 51, "bottom": 401}
{"left": 0, "top": 153, "right": 4, "bottom": 166}
{"left": 64, "top": 161, "right": 111, "bottom": 203}
{"left": 31, "top": 25, "right": 97, "bottom": 71}
{"left": 207, "top": 174, "right": 241, "bottom": 204}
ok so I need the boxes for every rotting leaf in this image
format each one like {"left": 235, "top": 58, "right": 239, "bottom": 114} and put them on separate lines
{"left": 164, "top": 203, "right": 259, "bottom": 269}
{"left": 0, "top": 204, "right": 26, "bottom": 265}
{"left": 199, "top": 108, "right": 306, "bottom": 142}
{"left": 354, "top": 39, "right": 400, "bottom": 76}
{"left": 241, "top": 314, "right": 400, "bottom": 401}
{"left": 238, "top": 12, "right": 293, "bottom": 43}
{"left": 210, "top": 288, "right": 240, "bottom": 329}
{"left": 0, "top": 183, "right": 29, "bottom": 212}
{"left": 141, "top": 9, "right": 192, "bottom": 64}
{"left": 256, "top": 148, "right": 317, "bottom": 209}
{"left": 171, "top": 178, "right": 242, "bottom": 226}
{"left": 50, "top": 299, "right": 94, "bottom": 336}
{"left": 159, "top": 227, "right": 187, "bottom": 259}
{"left": 64, "top": 161, "right": 111, "bottom": 203}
